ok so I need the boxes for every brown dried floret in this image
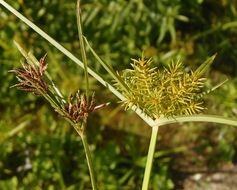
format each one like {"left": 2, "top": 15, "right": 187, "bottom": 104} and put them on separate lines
{"left": 9, "top": 55, "right": 48, "bottom": 95}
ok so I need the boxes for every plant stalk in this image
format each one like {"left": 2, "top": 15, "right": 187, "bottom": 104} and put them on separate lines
{"left": 76, "top": 0, "right": 89, "bottom": 102}
{"left": 80, "top": 129, "right": 98, "bottom": 190}
{"left": 142, "top": 125, "right": 159, "bottom": 190}
{"left": 71, "top": 123, "right": 97, "bottom": 189}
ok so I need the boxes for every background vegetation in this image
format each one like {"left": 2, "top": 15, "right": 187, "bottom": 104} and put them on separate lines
{"left": 0, "top": 0, "right": 237, "bottom": 189}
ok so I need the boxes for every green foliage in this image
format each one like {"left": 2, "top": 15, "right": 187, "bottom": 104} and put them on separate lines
{"left": 117, "top": 55, "right": 215, "bottom": 118}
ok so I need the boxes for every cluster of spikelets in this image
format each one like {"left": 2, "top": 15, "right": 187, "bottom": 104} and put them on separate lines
{"left": 63, "top": 91, "right": 96, "bottom": 124}
{"left": 9, "top": 55, "right": 49, "bottom": 95}
{"left": 116, "top": 56, "right": 215, "bottom": 119}
{"left": 10, "top": 53, "right": 104, "bottom": 126}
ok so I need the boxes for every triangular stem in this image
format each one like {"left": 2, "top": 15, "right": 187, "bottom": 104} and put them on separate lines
{"left": 142, "top": 125, "right": 159, "bottom": 190}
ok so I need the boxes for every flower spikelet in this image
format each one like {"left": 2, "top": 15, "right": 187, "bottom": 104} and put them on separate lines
{"left": 9, "top": 55, "right": 48, "bottom": 95}
{"left": 62, "top": 91, "right": 96, "bottom": 124}
{"left": 116, "top": 56, "right": 215, "bottom": 118}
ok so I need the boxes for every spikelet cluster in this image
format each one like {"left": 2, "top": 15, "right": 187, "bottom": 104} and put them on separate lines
{"left": 62, "top": 91, "right": 96, "bottom": 124}
{"left": 10, "top": 54, "right": 107, "bottom": 126}
{"left": 117, "top": 56, "right": 213, "bottom": 119}
{"left": 9, "top": 55, "right": 48, "bottom": 95}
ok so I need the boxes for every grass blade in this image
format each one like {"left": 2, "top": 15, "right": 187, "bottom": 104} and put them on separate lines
{"left": 84, "top": 37, "right": 130, "bottom": 93}
{"left": 155, "top": 114, "right": 237, "bottom": 127}
{"left": 77, "top": 0, "right": 89, "bottom": 101}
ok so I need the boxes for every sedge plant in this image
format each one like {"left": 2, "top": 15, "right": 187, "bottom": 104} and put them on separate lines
{"left": 1, "top": 0, "right": 237, "bottom": 189}
{"left": 8, "top": 1, "right": 106, "bottom": 189}
{"left": 10, "top": 43, "right": 101, "bottom": 189}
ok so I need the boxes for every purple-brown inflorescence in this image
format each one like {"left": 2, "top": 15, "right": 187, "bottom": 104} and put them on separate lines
{"left": 10, "top": 52, "right": 109, "bottom": 126}
{"left": 63, "top": 91, "right": 96, "bottom": 124}
{"left": 62, "top": 91, "right": 109, "bottom": 124}
{"left": 9, "top": 55, "right": 48, "bottom": 95}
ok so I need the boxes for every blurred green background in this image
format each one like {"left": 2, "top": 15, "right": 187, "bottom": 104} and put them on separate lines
{"left": 0, "top": 0, "right": 237, "bottom": 189}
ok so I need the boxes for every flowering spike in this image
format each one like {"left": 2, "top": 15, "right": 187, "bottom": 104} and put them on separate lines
{"left": 116, "top": 56, "right": 218, "bottom": 118}
{"left": 58, "top": 91, "right": 107, "bottom": 125}
{"left": 9, "top": 56, "right": 48, "bottom": 95}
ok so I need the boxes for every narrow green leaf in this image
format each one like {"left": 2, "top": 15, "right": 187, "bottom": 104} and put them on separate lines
{"left": 77, "top": 0, "right": 89, "bottom": 102}
{"left": 194, "top": 54, "right": 216, "bottom": 77}
{"left": 84, "top": 37, "right": 130, "bottom": 93}
{"left": 156, "top": 114, "right": 237, "bottom": 127}
{"left": 158, "top": 17, "right": 167, "bottom": 43}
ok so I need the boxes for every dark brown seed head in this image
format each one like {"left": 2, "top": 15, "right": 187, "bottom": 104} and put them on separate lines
{"left": 61, "top": 91, "right": 107, "bottom": 124}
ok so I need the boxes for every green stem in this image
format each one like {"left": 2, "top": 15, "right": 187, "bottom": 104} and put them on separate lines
{"left": 71, "top": 123, "right": 97, "bottom": 190}
{"left": 142, "top": 125, "right": 159, "bottom": 190}
{"left": 80, "top": 130, "right": 98, "bottom": 190}
{"left": 77, "top": 0, "right": 89, "bottom": 101}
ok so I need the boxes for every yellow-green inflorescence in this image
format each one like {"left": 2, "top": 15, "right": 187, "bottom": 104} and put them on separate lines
{"left": 116, "top": 55, "right": 216, "bottom": 119}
